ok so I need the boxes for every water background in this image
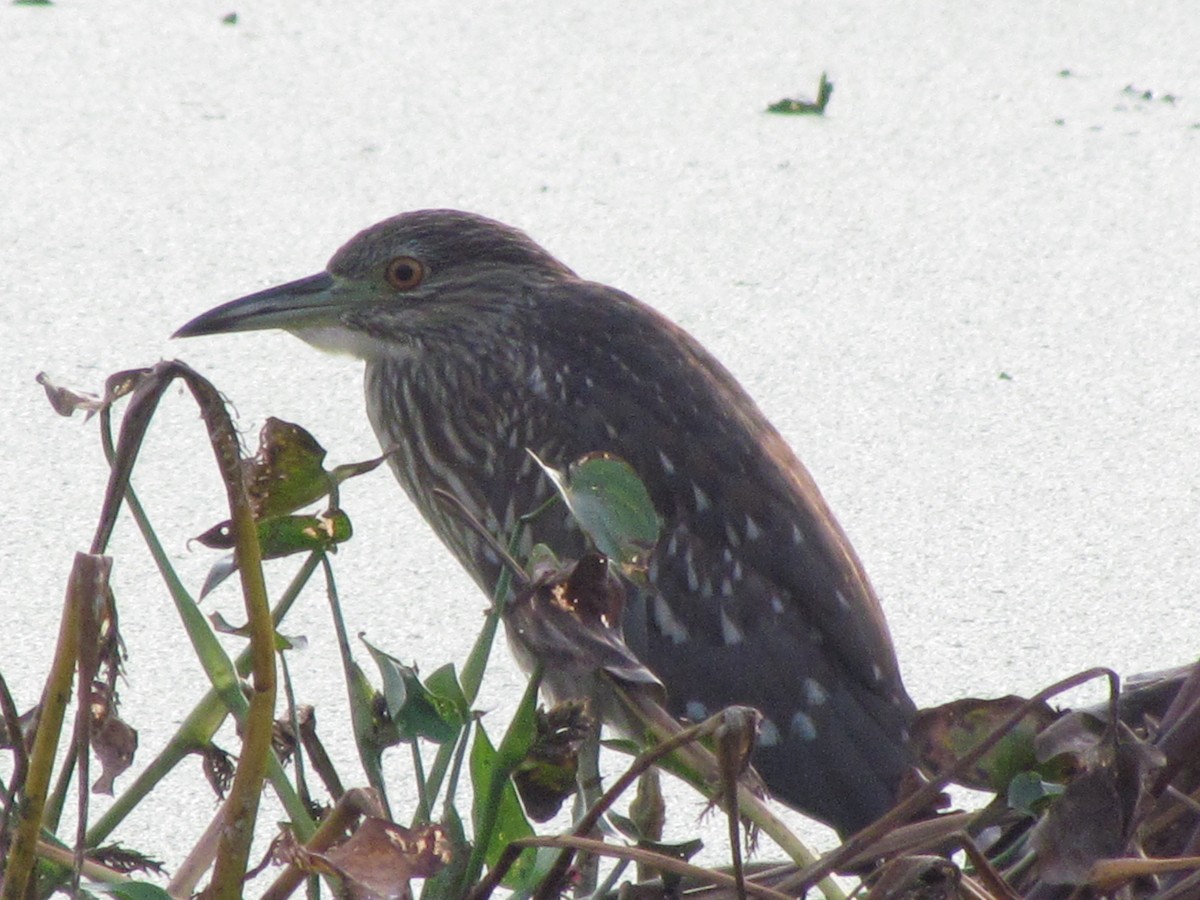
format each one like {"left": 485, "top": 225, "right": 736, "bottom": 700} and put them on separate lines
{"left": 4, "top": 0, "right": 1198, "bottom": 887}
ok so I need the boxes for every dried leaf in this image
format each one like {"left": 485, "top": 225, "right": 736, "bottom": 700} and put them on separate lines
{"left": 91, "top": 711, "right": 138, "bottom": 795}
{"left": 865, "top": 855, "right": 964, "bottom": 899}
{"left": 1031, "top": 722, "right": 1162, "bottom": 885}
{"left": 1031, "top": 764, "right": 1126, "bottom": 885}
{"left": 505, "top": 553, "right": 663, "bottom": 701}
{"left": 36, "top": 371, "right": 105, "bottom": 418}
{"left": 200, "top": 743, "right": 235, "bottom": 798}
{"left": 912, "top": 696, "right": 1058, "bottom": 791}
{"left": 321, "top": 818, "right": 452, "bottom": 900}
{"left": 512, "top": 702, "right": 591, "bottom": 822}
{"left": 209, "top": 611, "right": 306, "bottom": 651}
{"left": 89, "top": 843, "right": 167, "bottom": 878}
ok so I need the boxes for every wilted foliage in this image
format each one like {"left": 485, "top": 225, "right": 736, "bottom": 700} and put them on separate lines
{"left": 7, "top": 365, "right": 1200, "bottom": 900}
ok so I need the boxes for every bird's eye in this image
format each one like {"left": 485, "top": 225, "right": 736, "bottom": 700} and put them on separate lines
{"left": 384, "top": 256, "right": 425, "bottom": 290}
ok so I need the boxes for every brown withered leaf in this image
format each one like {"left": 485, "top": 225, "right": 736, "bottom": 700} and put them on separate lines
{"left": 714, "top": 706, "right": 762, "bottom": 781}
{"left": 629, "top": 768, "right": 666, "bottom": 843}
{"left": 513, "top": 701, "right": 592, "bottom": 822}
{"left": 91, "top": 711, "right": 138, "bottom": 795}
{"left": 36, "top": 369, "right": 149, "bottom": 420}
{"left": 866, "top": 855, "right": 965, "bottom": 899}
{"left": 1031, "top": 762, "right": 1126, "bottom": 885}
{"left": 89, "top": 842, "right": 167, "bottom": 878}
{"left": 37, "top": 371, "right": 105, "bottom": 418}
{"left": 1030, "top": 721, "right": 1162, "bottom": 886}
{"left": 321, "top": 817, "right": 452, "bottom": 899}
{"left": 505, "top": 552, "right": 663, "bottom": 705}
{"left": 912, "top": 696, "right": 1059, "bottom": 792}
{"left": 200, "top": 743, "right": 236, "bottom": 798}
{"left": 0, "top": 704, "right": 40, "bottom": 751}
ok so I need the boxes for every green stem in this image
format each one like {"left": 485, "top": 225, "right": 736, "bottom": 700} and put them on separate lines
{"left": 201, "top": 386, "right": 277, "bottom": 900}
{"left": 420, "top": 519, "right": 531, "bottom": 817}
{"left": 459, "top": 670, "right": 541, "bottom": 895}
{"left": 84, "top": 553, "right": 321, "bottom": 848}
{"left": 1, "top": 555, "right": 99, "bottom": 900}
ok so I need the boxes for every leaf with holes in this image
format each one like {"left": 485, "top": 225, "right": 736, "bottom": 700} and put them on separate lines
{"left": 911, "top": 696, "right": 1058, "bottom": 792}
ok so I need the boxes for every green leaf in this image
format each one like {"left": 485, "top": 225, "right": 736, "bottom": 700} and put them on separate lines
{"left": 469, "top": 723, "right": 537, "bottom": 888}
{"left": 245, "top": 418, "right": 331, "bottom": 520}
{"left": 1007, "top": 770, "right": 1065, "bottom": 815}
{"left": 766, "top": 72, "right": 834, "bottom": 115}
{"left": 195, "top": 510, "right": 353, "bottom": 596}
{"left": 494, "top": 680, "right": 539, "bottom": 775}
{"left": 346, "top": 660, "right": 391, "bottom": 779}
{"left": 911, "top": 696, "right": 1058, "bottom": 792}
{"left": 420, "top": 806, "right": 471, "bottom": 900}
{"left": 362, "top": 637, "right": 462, "bottom": 743}
{"left": 257, "top": 510, "right": 353, "bottom": 559}
{"left": 240, "top": 418, "right": 394, "bottom": 520}
{"left": 90, "top": 884, "right": 174, "bottom": 900}
{"left": 425, "top": 663, "right": 470, "bottom": 719}
{"left": 329, "top": 450, "right": 394, "bottom": 486}
{"left": 531, "top": 452, "right": 660, "bottom": 575}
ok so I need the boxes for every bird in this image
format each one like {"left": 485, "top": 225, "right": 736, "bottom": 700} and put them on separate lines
{"left": 175, "top": 209, "right": 915, "bottom": 835}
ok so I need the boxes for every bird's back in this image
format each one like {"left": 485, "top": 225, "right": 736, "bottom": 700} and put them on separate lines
{"left": 364, "top": 274, "right": 914, "bottom": 835}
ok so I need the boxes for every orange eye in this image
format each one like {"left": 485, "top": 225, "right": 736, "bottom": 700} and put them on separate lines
{"left": 384, "top": 256, "right": 425, "bottom": 290}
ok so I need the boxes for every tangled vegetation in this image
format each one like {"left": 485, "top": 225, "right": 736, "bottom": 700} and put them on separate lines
{"left": 3, "top": 361, "right": 1200, "bottom": 899}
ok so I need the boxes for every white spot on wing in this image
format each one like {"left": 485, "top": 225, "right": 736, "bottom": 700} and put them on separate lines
{"left": 792, "top": 523, "right": 805, "bottom": 545}
{"left": 692, "top": 483, "right": 710, "bottom": 513}
{"left": 527, "top": 361, "right": 548, "bottom": 398}
{"left": 835, "top": 589, "right": 850, "bottom": 610}
{"left": 745, "top": 515, "right": 761, "bottom": 541}
{"left": 653, "top": 595, "right": 689, "bottom": 644}
{"left": 758, "top": 717, "right": 780, "bottom": 746}
{"left": 658, "top": 450, "right": 675, "bottom": 475}
{"left": 790, "top": 711, "right": 817, "bottom": 741}
{"left": 720, "top": 608, "right": 744, "bottom": 645}
{"left": 769, "top": 595, "right": 784, "bottom": 615}
{"left": 803, "top": 678, "right": 828, "bottom": 707}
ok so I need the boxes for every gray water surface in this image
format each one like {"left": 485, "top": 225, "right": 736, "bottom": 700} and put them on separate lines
{"left": 4, "top": 0, "right": 1198, "bottom": 886}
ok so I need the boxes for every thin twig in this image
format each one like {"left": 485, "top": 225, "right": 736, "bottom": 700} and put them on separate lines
{"left": 778, "top": 666, "right": 1120, "bottom": 895}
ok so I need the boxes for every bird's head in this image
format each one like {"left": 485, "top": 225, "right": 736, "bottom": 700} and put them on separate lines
{"left": 174, "top": 210, "right": 576, "bottom": 357}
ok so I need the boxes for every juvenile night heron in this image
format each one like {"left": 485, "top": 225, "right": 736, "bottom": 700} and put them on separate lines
{"left": 176, "top": 209, "right": 914, "bottom": 835}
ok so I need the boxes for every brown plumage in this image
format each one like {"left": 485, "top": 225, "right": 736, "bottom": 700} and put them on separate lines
{"left": 176, "top": 209, "right": 914, "bottom": 834}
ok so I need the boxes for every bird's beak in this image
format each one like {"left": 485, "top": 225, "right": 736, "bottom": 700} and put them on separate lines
{"left": 173, "top": 272, "right": 338, "bottom": 338}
